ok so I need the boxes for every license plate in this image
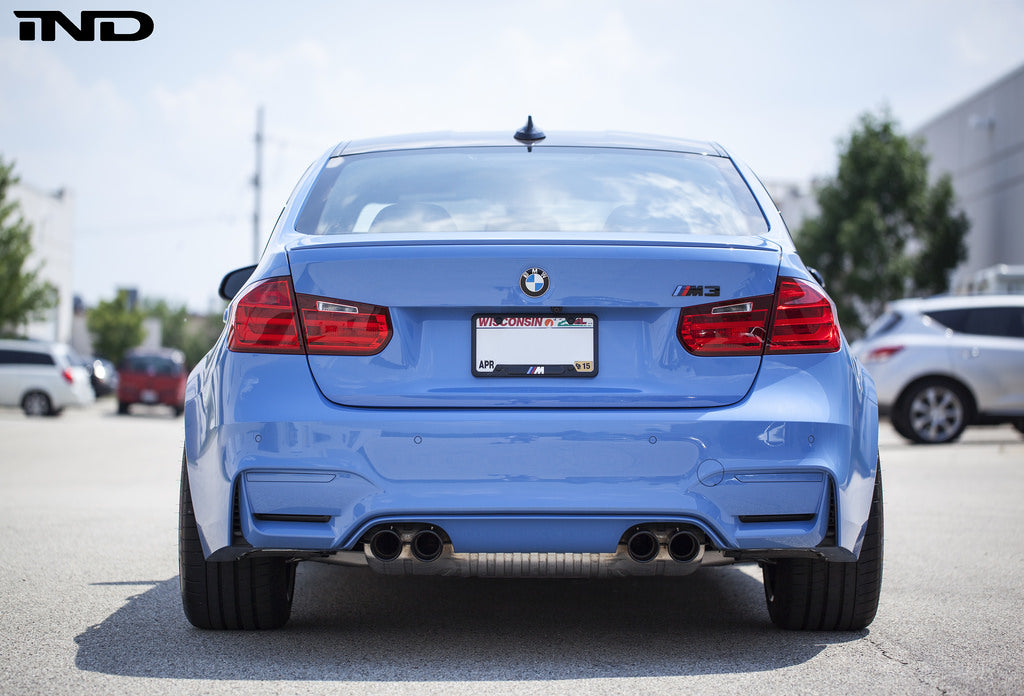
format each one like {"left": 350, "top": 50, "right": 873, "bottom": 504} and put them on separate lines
{"left": 141, "top": 389, "right": 158, "bottom": 403}
{"left": 472, "top": 314, "right": 597, "bottom": 377}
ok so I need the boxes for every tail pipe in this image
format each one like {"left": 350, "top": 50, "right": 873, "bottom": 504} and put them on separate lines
{"left": 368, "top": 528, "right": 403, "bottom": 561}
{"left": 411, "top": 529, "right": 444, "bottom": 562}
{"left": 626, "top": 530, "right": 660, "bottom": 563}
{"left": 668, "top": 530, "right": 704, "bottom": 563}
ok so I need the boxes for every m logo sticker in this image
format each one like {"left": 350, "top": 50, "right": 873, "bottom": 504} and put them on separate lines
{"left": 673, "top": 285, "right": 721, "bottom": 297}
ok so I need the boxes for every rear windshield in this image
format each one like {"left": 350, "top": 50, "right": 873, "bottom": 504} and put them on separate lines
{"left": 121, "top": 355, "right": 182, "bottom": 375}
{"left": 296, "top": 147, "right": 768, "bottom": 237}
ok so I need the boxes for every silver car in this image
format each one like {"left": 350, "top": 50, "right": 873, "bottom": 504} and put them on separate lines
{"left": 854, "top": 295, "right": 1024, "bottom": 443}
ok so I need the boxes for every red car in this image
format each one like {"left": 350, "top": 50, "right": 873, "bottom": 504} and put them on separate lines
{"left": 116, "top": 348, "right": 187, "bottom": 416}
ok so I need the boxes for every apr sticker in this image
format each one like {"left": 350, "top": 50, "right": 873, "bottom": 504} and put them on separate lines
{"left": 520, "top": 268, "right": 549, "bottom": 297}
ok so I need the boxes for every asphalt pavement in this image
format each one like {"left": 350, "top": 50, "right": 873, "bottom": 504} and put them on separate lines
{"left": 1, "top": 399, "right": 1022, "bottom": 695}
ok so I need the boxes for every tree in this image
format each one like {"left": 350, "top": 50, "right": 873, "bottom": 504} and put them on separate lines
{"left": 142, "top": 297, "right": 224, "bottom": 367}
{"left": 0, "top": 156, "right": 58, "bottom": 337}
{"left": 87, "top": 290, "right": 144, "bottom": 366}
{"left": 796, "top": 110, "right": 969, "bottom": 337}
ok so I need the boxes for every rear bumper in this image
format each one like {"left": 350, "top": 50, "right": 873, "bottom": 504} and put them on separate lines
{"left": 185, "top": 345, "right": 878, "bottom": 565}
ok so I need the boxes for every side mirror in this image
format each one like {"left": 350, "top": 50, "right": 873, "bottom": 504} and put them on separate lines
{"left": 807, "top": 267, "right": 826, "bottom": 289}
{"left": 218, "top": 265, "right": 257, "bottom": 301}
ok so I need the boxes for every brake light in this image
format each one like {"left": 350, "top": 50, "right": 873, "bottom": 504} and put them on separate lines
{"left": 228, "top": 278, "right": 303, "bottom": 353}
{"left": 864, "top": 345, "right": 904, "bottom": 363}
{"left": 296, "top": 295, "right": 392, "bottom": 355}
{"left": 678, "top": 296, "right": 773, "bottom": 356}
{"left": 766, "top": 278, "right": 841, "bottom": 353}
{"left": 62, "top": 367, "right": 74, "bottom": 384}
{"left": 678, "top": 277, "right": 840, "bottom": 356}
{"left": 227, "top": 277, "right": 393, "bottom": 356}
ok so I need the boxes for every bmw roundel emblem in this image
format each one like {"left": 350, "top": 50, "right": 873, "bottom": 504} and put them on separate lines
{"left": 520, "top": 267, "right": 549, "bottom": 297}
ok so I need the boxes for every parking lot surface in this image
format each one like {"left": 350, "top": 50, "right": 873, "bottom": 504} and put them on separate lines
{"left": 1, "top": 401, "right": 1022, "bottom": 695}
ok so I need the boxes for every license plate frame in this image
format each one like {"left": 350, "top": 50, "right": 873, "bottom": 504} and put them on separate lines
{"left": 472, "top": 313, "right": 598, "bottom": 378}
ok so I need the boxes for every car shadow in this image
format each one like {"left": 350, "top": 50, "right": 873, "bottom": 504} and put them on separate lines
{"left": 75, "top": 563, "right": 863, "bottom": 681}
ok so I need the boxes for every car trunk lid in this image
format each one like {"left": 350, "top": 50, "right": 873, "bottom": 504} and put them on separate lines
{"left": 287, "top": 236, "right": 781, "bottom": 408}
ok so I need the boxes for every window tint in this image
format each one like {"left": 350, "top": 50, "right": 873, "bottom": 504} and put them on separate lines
{"left": 122, "top": 355, "right": 183, "bottom": 375}
{"left": 926, "top": 307, "right": 1024, "bottom": 338}
{"left": 864, "top": 311, "right": 902, "bottom": 339}
{"left": 0, "top": 349, "right": 55, "bottom": 366}
{"left": 924, "top": 309, "right": 969, "bottom": 333}
{"left": 297, "top": 147, "right": 768, "bottom": 237}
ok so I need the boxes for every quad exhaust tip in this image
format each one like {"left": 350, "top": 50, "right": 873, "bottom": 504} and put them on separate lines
{"left": 368, "top": 524, "right": 704, "bottom": 566}
{"left": 411, "top": 529, "right": 444, "bottom": 562}
{"left": 626, "top": 530, "right": 660, "bottom": 563}
{"left": 668, "top": 530, "right": 702, "bottom": 562}
{"left": 626, "top": 527, "right": 705, "bottom": 563}
{"left": 368, "top": 529, "right": 402, "bottom": 561}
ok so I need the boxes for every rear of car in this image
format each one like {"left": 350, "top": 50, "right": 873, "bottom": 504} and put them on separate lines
{"left": 117, "top": 348, "right": 187, "bottom": 416}
{"left": 181, "top": 128, "right": 881, "bottom": 632}
{"left": 856, "top": 295, "right": 1024, "bottom": 443}
{"left": 0, "top": 339, "right": 95, "bottom": 416}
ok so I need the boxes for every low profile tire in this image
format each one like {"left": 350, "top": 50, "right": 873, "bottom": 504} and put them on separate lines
{"left": 893, "top": 378, "right": 970, "bottom": 444}
{"left": 179, "top": 453, "right": 295, "bottom": 630}
{"left": 22, "top": 391, "right": 53, "bottom": 417}
{"left": 762, "top": 460, "right": 883, "bottom": 631}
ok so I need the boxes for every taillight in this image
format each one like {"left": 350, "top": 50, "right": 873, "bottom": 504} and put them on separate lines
{"left": 61, "top": 368, "right": 74, "bottom": 384}
{"left": 678, "top": 277, "right": 840, "bottom": 356}
{"left": 296, "top": 295, "right": 392, "bottom": 355}
{"left": 227, "top": 277, "right": 393, "bottom": 356}
{"left": 863, "top": 345, "right": 904, "bottom": 363}
{"left": 228, "top": 278, "right": 303, "bottom": 353}
{"left": 678, "top": 296, "right": 774, "bottom": 356}
{"left": 766, "top": 278, "right": 841, "bottom": 353}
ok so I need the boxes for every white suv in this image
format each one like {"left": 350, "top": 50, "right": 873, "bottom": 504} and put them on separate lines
{"left": 855, "top": 295, "right": 1024, "bottom": 443}
{"left": 0, "top": 339, "right": 96, "bottom": 416}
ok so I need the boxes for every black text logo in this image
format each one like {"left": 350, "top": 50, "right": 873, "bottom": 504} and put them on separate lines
{"left": 14, "top": 10, "right": 154, "bottom": 42}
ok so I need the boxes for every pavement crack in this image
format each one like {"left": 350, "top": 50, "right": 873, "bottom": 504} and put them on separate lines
{"left": 866, "top": 637, "right": 949, "bottom": 695}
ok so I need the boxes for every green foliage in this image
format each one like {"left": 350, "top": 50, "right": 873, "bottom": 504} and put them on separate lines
{"left": 142, "top": 297, "right": 225, "bottom": 368}
{"left": 87, "top": 290, "right": 144, "bottom": 366}
{"left": 0, "top": 156, "right": 58, "bottom": 336}
{"left": 796, "top": 110, "right": 969, "bottom": 337}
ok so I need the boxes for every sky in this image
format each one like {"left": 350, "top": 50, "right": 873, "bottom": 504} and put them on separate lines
{"left": 3, "top": 0, "right": 1024, "bottom": 312}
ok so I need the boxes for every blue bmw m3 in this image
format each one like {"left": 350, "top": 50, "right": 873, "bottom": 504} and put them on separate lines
{"left": 180, "top": 119, "right": 882, "bottom": 631}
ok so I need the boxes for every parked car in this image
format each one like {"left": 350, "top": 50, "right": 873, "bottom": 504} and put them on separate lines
{"left": 855, "top": 295, "right": 1024, "bottom": 443}
{"left": 116, "top": 348, "right": 186, "bottom": 416}
{"left": 0, "top": 339, "right": 95, "bottom": 416}
{"left": 181, "top": 122, "right": 881, "bottom": 631}
{"left": 88, "top": 356, "right": 118, "bottom": 397}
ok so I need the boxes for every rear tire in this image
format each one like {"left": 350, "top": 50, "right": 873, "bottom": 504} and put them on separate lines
{"left": 22, "top": 391, "right": 53, "bottom": 416}
{"left": 179, "top": 452, "right": 295, "bottom": 630}
{"left": 762, "top": 460, "right": 883, "bottom": 631}
{"left": 893, "top": 378, "right": 970, "bottom": 444}
{"left": 1013, "top": 419, "right": 1024, "bottom": 437}
{"left": 117, "top": 401, "right": 130, "bottom": 415}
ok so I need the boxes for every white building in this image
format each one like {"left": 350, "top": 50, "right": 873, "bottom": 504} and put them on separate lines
{"left": 10, "top": 182, "right": 75, "bottom": 343}
{"left": 914, "top": 62, "right": 1024, "bottom": 293}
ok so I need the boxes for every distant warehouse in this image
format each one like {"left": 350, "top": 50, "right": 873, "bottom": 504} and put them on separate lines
{"left": 914, "top": 62, "right": 1024, "bottom": 294}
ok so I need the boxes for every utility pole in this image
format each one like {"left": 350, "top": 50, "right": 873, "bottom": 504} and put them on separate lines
{"left": 252, "top": 106, "right": 264, "bottom": 264}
